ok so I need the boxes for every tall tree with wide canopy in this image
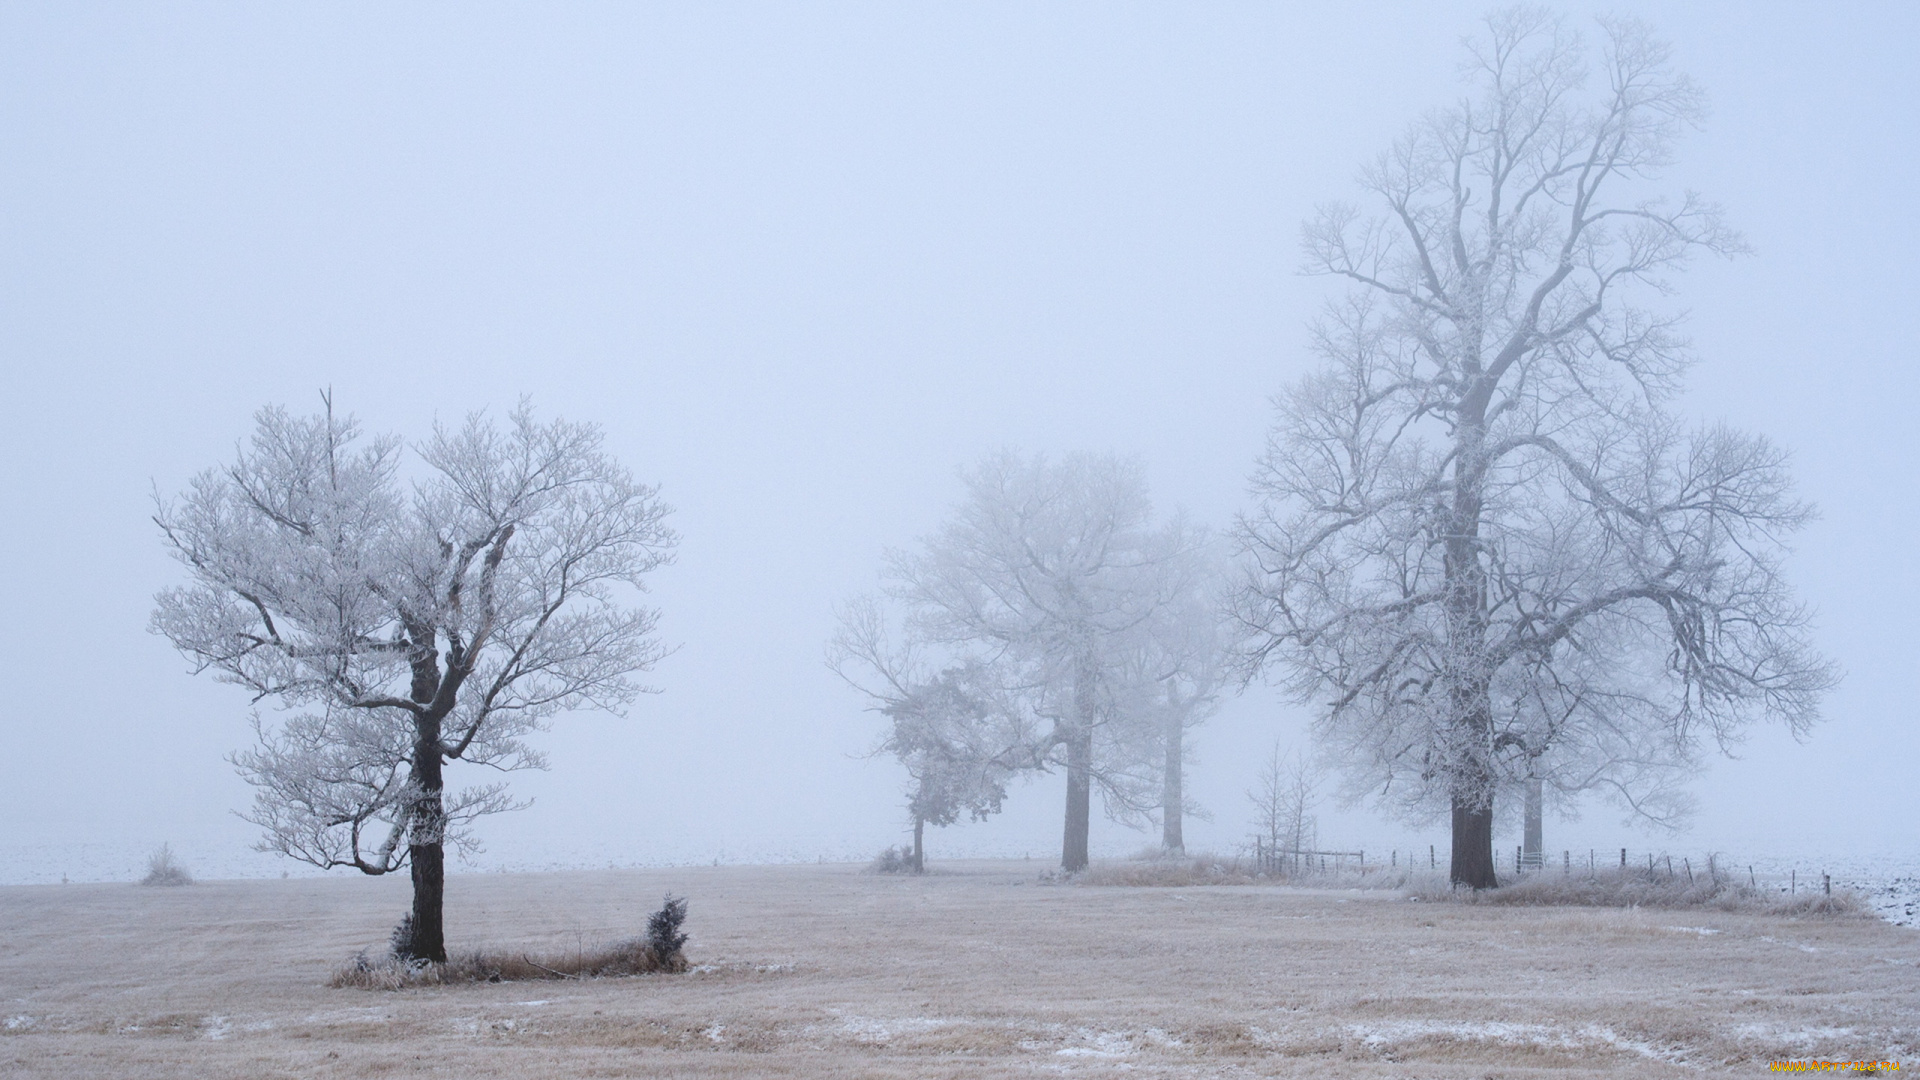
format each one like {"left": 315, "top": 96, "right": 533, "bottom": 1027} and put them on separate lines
{"left": 1233, "top": 10, "right": 1834, "bottom": 887}
{"left": 153, "top": 399, "right": 675, "bottom": 959}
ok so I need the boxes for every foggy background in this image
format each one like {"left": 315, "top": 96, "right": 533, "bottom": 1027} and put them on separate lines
{"left": 2, "top": 2, "right": 1913, "bottom": 884}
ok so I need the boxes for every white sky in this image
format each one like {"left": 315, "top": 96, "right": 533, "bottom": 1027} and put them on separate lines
{"left": 1, "top": 2, "right": 1913, "bottom": 881}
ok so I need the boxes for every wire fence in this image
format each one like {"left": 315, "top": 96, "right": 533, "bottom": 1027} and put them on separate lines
{"left": 1244, "top": 838, "right": 1844, "bottom": 896}
{"left": 1510, "top": 847, "right": 1837, "bottom": 896}
{"left": 1249, "top": 839, "right": 1367, "bottom": 877}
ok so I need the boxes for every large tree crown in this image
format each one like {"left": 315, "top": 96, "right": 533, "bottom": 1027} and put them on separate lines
{"left": 151, "top": 399, "right": 676, "bottom": 873}
{"left": 1235, "top": 10, "right": 1835, "bottom": 829}
{"left": 1305, "top": 9, "right": 1743, "bottom": 415}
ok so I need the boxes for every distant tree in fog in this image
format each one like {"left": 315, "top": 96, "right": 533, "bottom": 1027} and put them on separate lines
{"left": 1232, "top": 10, "right": 1835, "bottom": 889}
{"left": 1114, "top": 544, "right": 1232, "bottom": 856}
{"left": 152, "top": 398, "right": 675, "bottom": 961}
{"left": 836, "top": 451, "right": 1215, "bottom": 872}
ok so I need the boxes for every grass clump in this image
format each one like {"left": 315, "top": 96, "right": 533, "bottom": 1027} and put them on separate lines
{"left": 1077, "top": 854, "right": 1258, "bottom": 887}
{"left": 139, "top": 844, "right": 193, "bottom": 887}
{"left": 332, "top": 894, "right": 693, "bottom": 990}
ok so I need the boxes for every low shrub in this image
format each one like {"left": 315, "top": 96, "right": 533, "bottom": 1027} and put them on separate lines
{"left": 139, "top": 844, "right": 192, "bottom": 887}
{"left": 869, "top": 846, "right": 918, "bottom": 874}
{"left": 647, "top": 894, "right": 689, "bottom": 965}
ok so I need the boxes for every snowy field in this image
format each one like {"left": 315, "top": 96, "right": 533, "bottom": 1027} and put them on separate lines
{"left": 3, "top": 860, "right": 1915, "bottom": 1078}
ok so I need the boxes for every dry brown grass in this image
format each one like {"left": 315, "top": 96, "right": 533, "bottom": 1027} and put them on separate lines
{"left": 3, "top": 860, "right": 1915, "bottom": 1078}
{"left": 1077, "top": 852, "right": 1431, "bottom": 891}
{"left": 330, "top": 938, "right": 685, "bottom": 990}
{"left": 1411, "top": 867, "right": 1877, "bottom": 917}
{"left": 1084, "top": 854, "right": 1878, "bottom": 918}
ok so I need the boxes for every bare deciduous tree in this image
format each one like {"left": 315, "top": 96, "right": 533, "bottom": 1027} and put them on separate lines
{"left": 1248, "top": 743, "right": 1317, "bottom": 877}
{"left": 1233, "top": 11, "right": 1835, "bottom": 888}
{"left": 153, "top": 398, "right": 675, "bottom": 960}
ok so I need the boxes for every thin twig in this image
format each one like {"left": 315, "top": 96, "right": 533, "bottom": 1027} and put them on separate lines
{"left": 521, "top": 956, "right": 582, "bottom": 980}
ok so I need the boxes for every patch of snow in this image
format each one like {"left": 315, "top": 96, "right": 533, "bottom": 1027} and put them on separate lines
{"left": 1345, "top": 1020, "right": 1688, "bottom": 1065}
{"left": 200, "top": 1015, "right": 231, "bottom": 1040}
{"left": 1053, "top": 1027, "right": 1135, "bottom": 1057}
{"left": 1729, "top": 1023, "right": 1857, "bottom": 1048}
{"left": 3, "top": 1015, "right": 33, "bottom": 1032}
{"left": 1662, "top": 925, "right": 1722, "bottom": 935}
{"left": 835, "top": 1014, "right": 951, "bottom": 1044}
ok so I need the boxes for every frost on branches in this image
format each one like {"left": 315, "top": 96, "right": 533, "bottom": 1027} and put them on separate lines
{"left": 152, "top": 399, "right": 675, "bottom": 960}
{"left": 1232, "top": 11, "right": 1835, "bottom": 888}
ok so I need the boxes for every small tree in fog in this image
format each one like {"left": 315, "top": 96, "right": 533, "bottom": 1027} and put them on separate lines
{"left": 832, "top": 603, "right": 1046, "bottom": 871}
{"left": 839, "top": 451, "right": 1205, "bottom": 872}
{"left": 1248, "top": 745, "right": 1316, "bottom": 876}
{"left": 153, "top": 398, "right": 675, "bottom": 961}
{"left": 1233, "top": 11, "right": 1834, "bottom": 888}
{"left": 140, "top": 843, "right": 193, "bottom": 886}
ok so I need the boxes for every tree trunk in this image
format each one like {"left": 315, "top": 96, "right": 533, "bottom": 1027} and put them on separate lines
{"left": 1161, "top": 694, "right": 1184, "bottom": 854}
{"left": 910, "top": 814, "right": 925, "bottom": 874}
{"left": 1062, "top": 722, "right": 1092, "bottom": 872}
{"left": 1522, "top": 775, "right": 1543, "bottom": 867}
{"left": 406, "top": 717, "right": 448, "bottom": 963}
{"left": 1444, "top": 406, "right": 1498, "bottom": 891}
{"left": 1060, "top": 658, "right": 1097, "bottom": 873}
{"left": 408, "top": 834, "right": 446, "bottom": 962}
{"left": 1450, "top": 792, "right": 1498, "bottom": 890}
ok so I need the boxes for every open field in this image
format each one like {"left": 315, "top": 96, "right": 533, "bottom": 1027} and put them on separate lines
{"left": 3, "top": 860, "right": 1915, "bottom": 1078}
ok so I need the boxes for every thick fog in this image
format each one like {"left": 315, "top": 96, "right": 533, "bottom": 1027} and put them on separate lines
{"left": 1, "top": 2, "right": 1913, "bottom": 883}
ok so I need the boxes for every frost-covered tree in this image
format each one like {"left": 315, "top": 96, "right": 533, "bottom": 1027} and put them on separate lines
{"left": 152, "top": 398, "right": 675, "bottom": 960}
{"left": 1233, "top": 11, "right": 1835, "bottom": 888}
{"left": 831, "top": 604, "right": 1046, "bottom": 871}
{"left": 840, "top": 451, "right": 1204, "bottom": 872}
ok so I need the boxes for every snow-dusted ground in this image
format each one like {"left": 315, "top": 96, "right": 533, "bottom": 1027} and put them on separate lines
{"left": 4, "top": 861, "right": 1915, "bottom": 1078}
{"left": 1751, "top": 855, "right": 1920, "bottom": 928}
